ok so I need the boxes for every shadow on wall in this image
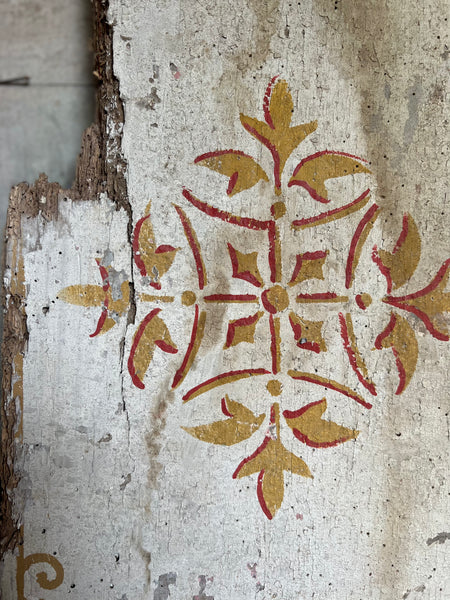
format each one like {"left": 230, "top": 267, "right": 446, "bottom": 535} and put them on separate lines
{"left": 0, "top": 0, "right": 96, "bottom": 338}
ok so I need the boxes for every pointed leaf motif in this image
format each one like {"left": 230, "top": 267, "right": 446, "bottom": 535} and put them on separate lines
{"left": 289, "top": 312, "right": 327, "bottom": 353}
{"left": 194, "top": 150, "right": 268, "bottom": 196}
{"left": 384, "top": 259, "right": 450, "bottom": 341}
{"left": 224, "top": 312, "right": 264, "bottom": 349}
{"left": 58, "top": 261, "right": 130, "bottom": 337}
{"left": 284, "top": 399, "right": 359, "bottom": 448}
{"left": 240, "top": 77, "right": 318, "bottom": 195}
{"left": 58, "top": 284, "right": 107, "bottom": 308}
{"left": 182, "top": 396, "right": 265, "bottom": 446}
{"left": 233, "top": 404, "right": 312, "bottom": 519}
{"left": 289, "top": 150, "right": 371, "bottom": 203}
{"left": 227, "top": 243, "right": 263, "bottom": 287}
{"left": 288, "top": 250, "right": 329, "bottom": 286}
{"left": 133, "top": 201, "right": 178, "bottom": 288}
{"left": 128, "top": 308, "right": 178, "bottom": 389}
{"left": 373, "top": 213, "right": 421, "bottom": 293}
{"left": 374, "top": 312, "right": 419, "bottom": 395}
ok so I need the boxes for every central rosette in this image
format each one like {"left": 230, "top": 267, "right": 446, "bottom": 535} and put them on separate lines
{"left": 261, "top": 285, "right": 290, "bottom": 314}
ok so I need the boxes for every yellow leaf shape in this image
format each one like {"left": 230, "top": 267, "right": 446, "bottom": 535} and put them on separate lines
{"left": 128, "top": 308, "right": 178, "bottom": 389}
{"left": 289, "top": 312, "right": 327, "bottom": 353}
{"left": 58, "top": 279, "right": 130, "bottom": 336}
{"left": 194, "top": 150, "right": 268, "bottom": 196}
{"left": 133, "top": 201, "right": 179, "bottom": 288}
{"left": 374, "top": 213, "right": 421, "bottom": 293}
{"left": 58, "top": 284, "right": 106, "bottom": 307}
{"left": 224, "top": 311, "right": 264, "bottom": 349}
{"left": 384, "top": 259, "right": 450, "bottom": 342}
{"left": 284, "top": 399, "right": 359, "bottom": 448}
{"left": 289, "top": 150, "right": 370, "bottom": 203}
{"left": 233, "top": 403, "right": 312, "bottom": 519}
{"left": 182, "top": 396, "right": 265, "bottom": 446}
{"left": 240, "top": 78, "right": 317, "bottom": 195}
{"left": 374, "top": 312, "right": 419, "bottom": 395}
{"left": 228, "top": 243, "right": 263, "bottom": 287}
{"left": 288, "top": 250, "right": 329, "bottom": 286}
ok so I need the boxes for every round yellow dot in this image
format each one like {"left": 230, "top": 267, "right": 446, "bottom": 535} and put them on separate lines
{"left": 271, "top": 201, "right": 286, "bottom": 220}
{"left": 267, "top": 380, "right": 282, "bottom": 396}
{"left": 181, "top": 291, "right": 196, "bottom": 306}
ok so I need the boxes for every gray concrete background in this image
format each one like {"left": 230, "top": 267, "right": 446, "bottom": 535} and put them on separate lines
{"left": 0, "top": 0, "right": 95, "bottom": 228}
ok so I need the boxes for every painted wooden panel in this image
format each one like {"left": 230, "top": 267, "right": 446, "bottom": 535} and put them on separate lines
{"left": 1, "top": 1, "right": 449, "bottom": 598}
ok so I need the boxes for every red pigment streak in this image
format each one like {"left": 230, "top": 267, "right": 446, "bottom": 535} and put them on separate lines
{"left": 339, "top": 313, "right": 377, "bottom": 396}
{"left": 155, "top": 244, "right": 176, "bottom": 254}
{"left": 172, "top": 304, "right": 201, "bottom": 389}
{"left": 90, "top": 260, "right": 111, "bottom": 337}
{"left": 345, "top": 203, "right": 379, "bottom": 289}
{"left": 288, "top": 180, "right": 331, "bottom": 204}
{"left": 268, "top": 221, "right": 279, "bottom": 283}
{"left": 393, "top": 347, "right": 406, "bottom": 395}
{"left": 225, "top": 312, "right": 261, "bottom": 348}
{"left": 174, "top": 205, "right": 206, "bottom": 290}
{"left": 261, "top": 290, "right": 277, "bottom": 314}
{"left": 132, "top": 214, "right": 150, "bottom": 277}
{"left": 288, "top": 372, "right": 372, "bottom": 410}
{"left": 290, "top": 251, "right": 327, "bottom": 284}
{"left": 374, "top": 313, "right": 397, "bottom": 349}
{"left": 228, "top": 243, "right": 262, "bottom": 288}
{"left": 292, "top": 428, "right": 352, "bottom": 449}
{"left": 284, "top": 398, "right": 325, "bottom": 420}
{"left": 128, "top": 308, "right": 161, "bottom": 389}
{"left": 257, "top": 470, "right": 273, "bottom": 520}
{"left": 183, "top": 368, "right": 270, "bottom": 402}
{"left": 292, "top": 188, "right": 370, "bottom": 229}
{"left": 372, "top": 246, "right": 393, "bottom": 294}
{"left": 204, "top": 294, "right": 258, "bottom": 303}
{"left": 227, "top": 171, "right": 239, "bottom": 195}
{"left": 355, "top": 294, "right": 368, "bottom": 310}
{"left": 296, "top": 292, "right": 339, "bottom": 301}
{"left": 221, "top": 396, "right": 234, "bottom": 418}
{"left": 155, "top": 340, "right": 178, "bottom": 354}
{"left": 232, "top": 436, "right": 270, "bottom": 478}
{"left": 150, "top": 281, "right": 162, "bottom": 290}
{"left": 90, "top": 303, "right": 109, "bottom": 338}
{"left": 393, "top": 214, "right": 409, "bottom": 254}
{"left": 384, "top": 259, "right": 450, "bottom": 341}
{"left": 241, "top": 123, "right": 282, "bottom": 194}
{"left": 96, "top": 259, "right": 110, "bottom": 292}
{"left": 269, "top": 315, "right": 279, "bottom": 374}
{"left": 263, "top": 75, "right": 279, "bottom": 129}
{"left": 182, "top": 189, "right": 271, "bottom": 231}
{"left": 374, "top": 314, "right": 407, "bottom": 394}
{"left": 288, "top": 316, "right": 321, "bottom": 353}
{"left": 194, "top": 149, "right": 251, "bottom": 163}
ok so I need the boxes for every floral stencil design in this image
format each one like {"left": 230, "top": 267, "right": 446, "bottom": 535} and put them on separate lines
{"left": 60, "top": 77, "right": 450, "bottom": 519}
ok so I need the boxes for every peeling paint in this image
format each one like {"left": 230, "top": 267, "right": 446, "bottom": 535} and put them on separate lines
{"left": 426, "top": 532, "right": 450, "bottom": 546}
{"left": 153, "top": 572, "right": 176, "bottom": 600}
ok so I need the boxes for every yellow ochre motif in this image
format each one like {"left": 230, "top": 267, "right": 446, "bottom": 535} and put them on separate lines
{"left": 59, "top": 76, "right": 450, "bottom": 520}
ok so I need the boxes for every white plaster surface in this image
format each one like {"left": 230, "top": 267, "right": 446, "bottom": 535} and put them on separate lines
{"left": 1, "top": 1, "right": 450, "bottom": 599}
